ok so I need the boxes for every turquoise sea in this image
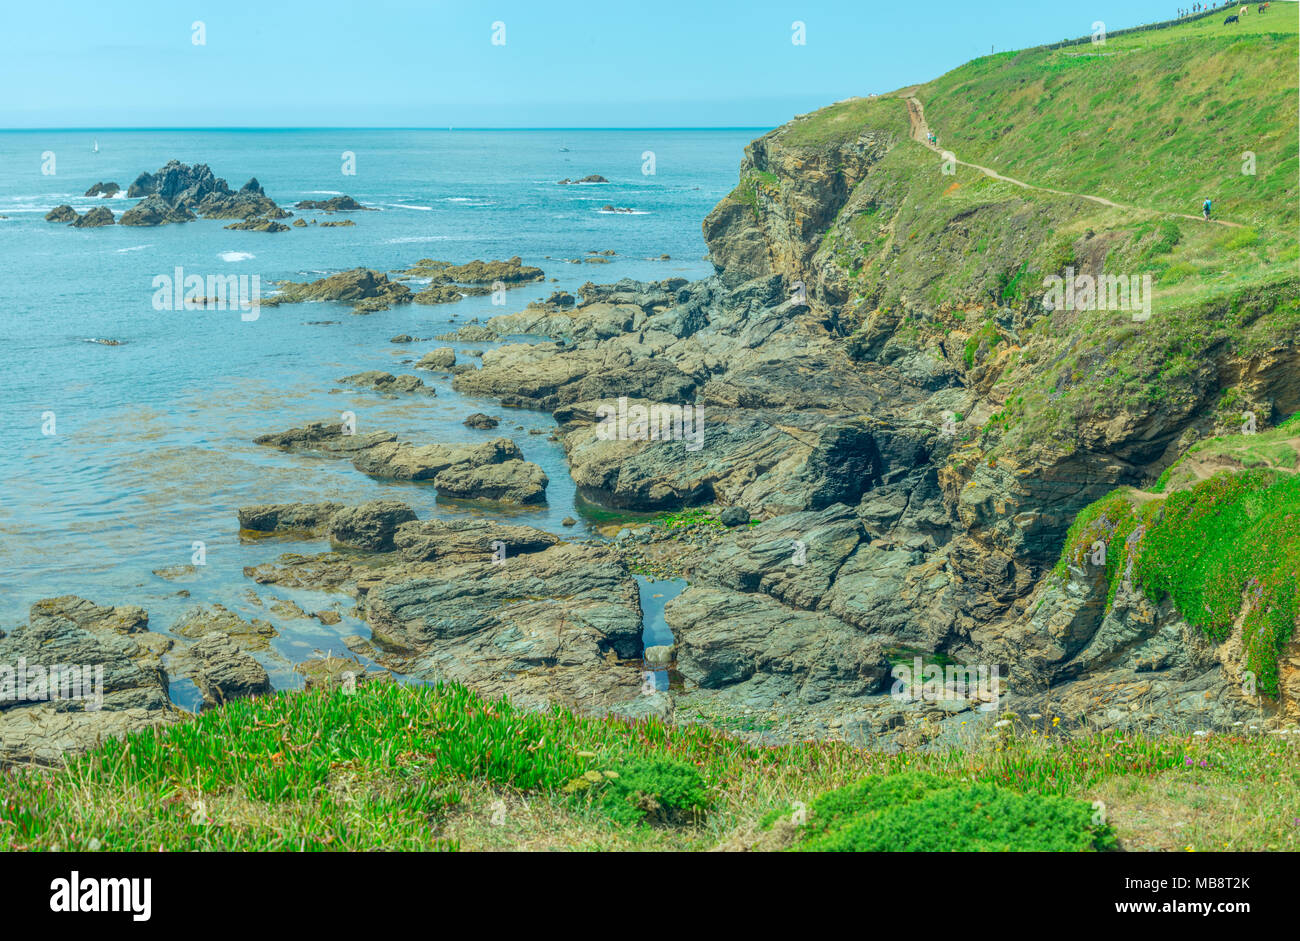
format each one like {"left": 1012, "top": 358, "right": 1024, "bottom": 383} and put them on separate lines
{"left": 0, "top": 128, "right": 760, "bottom": 698}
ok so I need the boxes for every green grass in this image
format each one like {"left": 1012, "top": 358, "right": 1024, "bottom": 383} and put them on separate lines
{"left": 779, "top": 95, "right": 911, "bottom": 148}
{"left": 1138, "top": 469, "right": 1300, "bottom": 695}
{"left": 2, "top": 679, "right": 1299, "bottom": 850}
{"left": 917, "top": 9, "right": 1299, "bottom": 232}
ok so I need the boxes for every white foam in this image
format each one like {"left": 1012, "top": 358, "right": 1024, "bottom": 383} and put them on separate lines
{"left": 116, "top": 244, "right": 151, "bottom": 253}
{"left": 305, "top": 190, "right": 343, "bottom": 195}
{"left": 387, "top": 203, "right": 434, "bottom": 211}
{"left": 219, "top": 251, "right": 255, "bottom": 262}
{"left": 383, "top": 235, "right": 457, "bottom": 244}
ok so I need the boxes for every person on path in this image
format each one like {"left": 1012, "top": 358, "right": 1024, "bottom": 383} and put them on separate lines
{"left": 1203, "top": 197, "right": 1212, "bottom": 220}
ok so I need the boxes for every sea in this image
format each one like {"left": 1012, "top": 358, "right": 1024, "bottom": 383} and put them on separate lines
{"left": 0, "top": 128, "right": 762, "bottom": 702}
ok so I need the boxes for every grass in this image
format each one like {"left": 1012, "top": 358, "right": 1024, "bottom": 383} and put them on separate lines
{"left": 0, "top": 680, "right": 1298, "bottom": 851}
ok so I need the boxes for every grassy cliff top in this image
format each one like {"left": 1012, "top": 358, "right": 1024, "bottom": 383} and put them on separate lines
{"left": 1, "top": 679, "right": 1298, "bottom": 850}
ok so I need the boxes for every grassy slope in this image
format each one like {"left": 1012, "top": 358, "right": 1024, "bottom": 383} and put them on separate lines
{"left": 2, "top": 680, "right": 1298, "bottom": 851}
{"left": 918, "top": 10, "right": 1300, "bottom": 232}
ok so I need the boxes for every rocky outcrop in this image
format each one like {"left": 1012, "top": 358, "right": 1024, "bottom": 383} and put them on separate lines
{"left": 557, "top": 175, "right": 609, "bottom": 184}
{"left": 119, "top": 194, "right": 195, "bottom": 226}
{"left": 328, "top": 501, "right": 419, "bottom": 551}
{"left": 265, "top": 268, "right": 411, "bottom": 311}
{"left": 44, "top": 205, "right": 78, "bottom": 223}
{"left": 222, "top": 216, "right": 289, "bottom": 232}
{"left": 70, "top": 207, "right": 114, "bottom": 227}
{"left": 254, "top": 421, "right": 525, "bottom": 484}
{"left": 295, "top": 195, "right": 370, "bottom": 211}
{"left": 400, "top": 257, "right": 544, "bottom": 286}
{"left": 0, "top": 597, "right": 178, "bottom": 765}
{"left": 84, "top": 181, "right": 120, "bottom": 198}
{"left": 184, "top": 634, "right": 271, "bottom": 708}
{"left": 172, "top": 604, "right": 277, "bottom": 652}
{"left": 244, "top": 526, "right": 645, "bottom": 713}
{"left": 122, "top": 161, "right": 286, "bottom": 225}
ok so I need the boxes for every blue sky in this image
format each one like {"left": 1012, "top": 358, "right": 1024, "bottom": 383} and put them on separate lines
{"left": 3, "top": 0, "right": 1222, "bottom": 127}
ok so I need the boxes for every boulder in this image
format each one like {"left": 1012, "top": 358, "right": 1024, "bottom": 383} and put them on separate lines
{"left": 327, "top": 500, "right": 418, "bottom": 551}
{"left": 432, "top": 459, "right": 549, "bottom": 504}
{"left": 185, "top": 634, "right": 271, "bottom": 707}
{"left": 463, "top": 413, "right": 499, "bottom": 429}
{"left": 44, "top": 205, "right": 78, "bottom": 223}
{"left": 416, "top": 348, "right": 456, "bottom": 370}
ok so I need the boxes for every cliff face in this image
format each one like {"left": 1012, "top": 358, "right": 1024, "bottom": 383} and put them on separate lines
{"left": 702, "top": 113, "right": 902, "bottom": 287}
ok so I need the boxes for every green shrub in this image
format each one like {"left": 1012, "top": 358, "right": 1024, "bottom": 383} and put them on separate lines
{"left": 794, "top": 773, "right": 1114, "bottom": 851}
{"left": 597, "top": 758, "right": 710, "bottom": 827}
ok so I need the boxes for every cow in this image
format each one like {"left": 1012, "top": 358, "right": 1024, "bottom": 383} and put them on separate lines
{"left": 1224, "top": 13, "right": 1239, "bottom": 22}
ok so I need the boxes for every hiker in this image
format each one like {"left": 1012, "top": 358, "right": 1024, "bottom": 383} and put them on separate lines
{"left": 1203, "top": 198, "right": 1212, "bottom": 220}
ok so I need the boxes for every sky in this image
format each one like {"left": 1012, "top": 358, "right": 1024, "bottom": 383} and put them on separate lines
{"left": 2, "top": 0, "right": 1238, "bottom": 128}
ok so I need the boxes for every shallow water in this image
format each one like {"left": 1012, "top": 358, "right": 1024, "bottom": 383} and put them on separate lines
{"left": 0, "top": 128, "right": 759, "bottom": 691}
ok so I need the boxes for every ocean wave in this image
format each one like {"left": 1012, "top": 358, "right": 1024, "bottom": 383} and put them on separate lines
{"left": 596, "top": 208, "right": 650, "bottom": 215}
{"left": 386, "top": 203, "right": 434, "bottom": 211}
{"left": 219, "top": 251, "right": 255, "bottom": 262}
{"left": 116, "top": 245, "right": 152, "bottom": 253}
{"left": 304, "top": 190, "right": 343, "bottom": 195}
{"left": 383, "top": 235, "right": 457, "bottom": 244}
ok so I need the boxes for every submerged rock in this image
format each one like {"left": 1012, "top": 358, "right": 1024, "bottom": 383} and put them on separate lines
{"left": 337, "top": 371, "right": 434, "bottom": 395}
{"left": 172, "top": 604, "right": 277, "bottom": 652}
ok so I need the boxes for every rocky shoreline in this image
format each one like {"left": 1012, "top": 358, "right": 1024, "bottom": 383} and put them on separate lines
{"left": 11, "top": 112, "right": 1299, "bottom": 767}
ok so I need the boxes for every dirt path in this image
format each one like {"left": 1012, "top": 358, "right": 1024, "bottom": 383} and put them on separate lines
{"left": 900, "top": 94, "right": 1243, "bottom": 228}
